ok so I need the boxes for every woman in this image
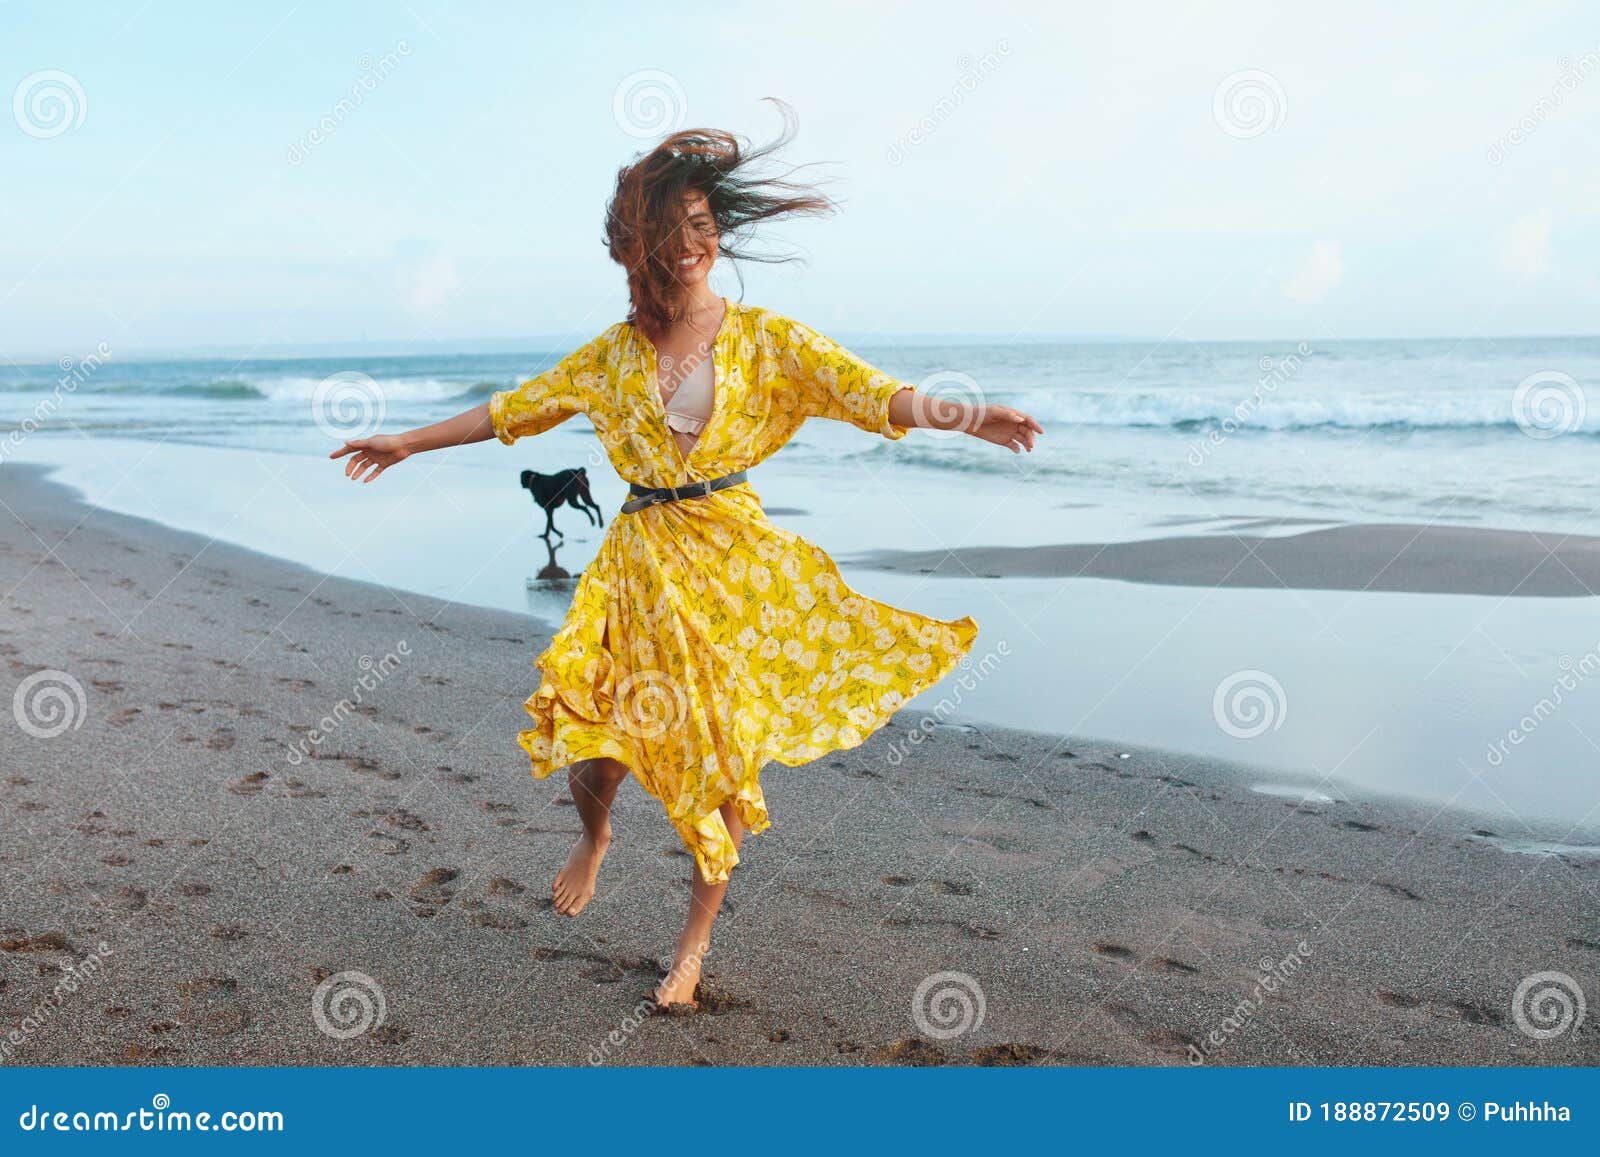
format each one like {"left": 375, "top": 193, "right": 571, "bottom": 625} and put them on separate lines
{"left": 331, "top": 114, "right": 1043, "bottom": 1009}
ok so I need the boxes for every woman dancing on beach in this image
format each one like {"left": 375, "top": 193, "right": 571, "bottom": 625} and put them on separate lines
{"left": 331, "top": 112, "right": 1043, "bottom": 1008}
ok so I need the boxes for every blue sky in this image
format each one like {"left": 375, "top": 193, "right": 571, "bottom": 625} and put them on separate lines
{"left": 2, "top": 0, "right": 1598, "bottom": 357}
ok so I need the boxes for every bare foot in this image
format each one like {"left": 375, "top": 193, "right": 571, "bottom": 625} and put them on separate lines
{"left": 552, "top": 831, "right": 609, "bottom": 916}
{"left": 654, "top": 947, "right": 704, "bottom": 1010}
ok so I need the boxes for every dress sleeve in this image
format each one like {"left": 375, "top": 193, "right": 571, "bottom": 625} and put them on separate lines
{"left": 766, "top": 312, "right": 913, "bottom": 440}
{"left": 488, "top": 330, "right": 609, "bottom": 445}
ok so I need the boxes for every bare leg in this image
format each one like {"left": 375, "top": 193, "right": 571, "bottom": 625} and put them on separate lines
{"left": 655, "top": 800, "right": 745, "bottom": 1008}
{"left": 552, "top": 756, "right": 628, "bottom": 916}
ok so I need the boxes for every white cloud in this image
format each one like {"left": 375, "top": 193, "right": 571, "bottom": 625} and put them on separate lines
{"left": 1500, "top": 210, "right": 1553, "bottom": 278}
{"left": 1283, "top": 241, "right": 1343, "bottom": 303}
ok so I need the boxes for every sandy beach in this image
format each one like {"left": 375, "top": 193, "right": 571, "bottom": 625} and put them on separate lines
{"left": 853, "top": 522, "right": 1600, "bottom": 597}
{"left": 1, "top": 463, "right": 1595, "bottom": 1066}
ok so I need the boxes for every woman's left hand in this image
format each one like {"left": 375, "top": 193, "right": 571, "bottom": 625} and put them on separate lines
{"left": 969, "top": 404, "right": 1044, "bottom": 454}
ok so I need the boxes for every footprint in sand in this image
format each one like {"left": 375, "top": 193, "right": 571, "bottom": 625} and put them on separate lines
{"left": 1092, "top": 942, "right": 1137, "bottom": 962}
{"left": 409, "top": 867, "right": 459, "bottom": 915}
{"left": 873, "top": 1038, "right": 948, "bottom": 1066}
{"left": 176, "top": 976, "right": 250, "bottom": 1036}
{"left": 1435, "top": 999, "right": 1503, "bottom": 1026}
{"left": 228, "top": 771, "right": 268, "bottom": 796}
{"left": 98, "top": 853, "right": 134, "bottom": 867}
{"left": 1376, "top": 991, "right": 1423, "bottom": 1008}
{"left": 1101, "top": 1002, "right": 1199, "bottom": 1056}
{"left": 92, "top": 886, "right": 148, "bottom": 913}
{"left": 175, "top": 882, "right": 212, "bottom": 898}
{"left": 1149, "top": 957, "right": 1200, "bottom": 975}
{"left": 971, "top": 1042, "right": 1061, "bottom": 1066}
{"left": 368, "top": 832, "right": 410, "bottom": 856}
{"left": 882, "top": 914, "right": 1000, "bottom": 941}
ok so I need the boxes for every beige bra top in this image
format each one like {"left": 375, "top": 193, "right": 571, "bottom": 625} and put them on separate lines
{"left": 659, "top": 354, "right": 715, "bottom": 440}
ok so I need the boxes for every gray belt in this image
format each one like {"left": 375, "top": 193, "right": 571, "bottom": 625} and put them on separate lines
{"left": 620, "top": 470, "right": 748, "bottom": 514}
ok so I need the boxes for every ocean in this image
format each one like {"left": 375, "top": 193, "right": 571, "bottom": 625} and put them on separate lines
{"left": 9, "top": 334, "right": 1600, "bottom": 531}
{"left": 5, "top": 333, "right": 1598, "bottom": 832}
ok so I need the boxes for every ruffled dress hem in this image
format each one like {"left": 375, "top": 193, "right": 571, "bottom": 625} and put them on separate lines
{"left": 516, "top": 612, "right": 980, "bottom": 883}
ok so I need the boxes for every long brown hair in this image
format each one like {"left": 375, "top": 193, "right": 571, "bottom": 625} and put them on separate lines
{"left": 604, "top": 100, "right": 833, "bottom": 339}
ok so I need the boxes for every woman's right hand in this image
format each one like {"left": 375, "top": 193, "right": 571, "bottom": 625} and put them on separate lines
{"left": 329, "top": 434, "right": 411, "bottom": 483}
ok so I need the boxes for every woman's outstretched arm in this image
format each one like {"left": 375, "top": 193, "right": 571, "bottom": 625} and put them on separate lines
{"left": 328, "top": 402, "right": 495, "bottom": 483}
{"left": 886, "top": 387, "right": 1044, "bottom": 454}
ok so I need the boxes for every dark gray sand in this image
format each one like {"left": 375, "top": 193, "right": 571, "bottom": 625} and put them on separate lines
{"left": 854, "top": 523, "right": 1600, "bottom": 597}
{"left": 1, "top": 464, "right": 1596, "bottom": 1066}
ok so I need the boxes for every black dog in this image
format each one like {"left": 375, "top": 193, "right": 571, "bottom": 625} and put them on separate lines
{"left": 519, "top": 468, "right": 604, "bottom": 539}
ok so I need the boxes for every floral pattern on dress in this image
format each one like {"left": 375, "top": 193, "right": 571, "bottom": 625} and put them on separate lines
{"left": 490, "top": 300, "right": 979, "bottom": 882}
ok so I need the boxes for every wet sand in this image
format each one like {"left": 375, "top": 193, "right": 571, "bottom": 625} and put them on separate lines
{"left": 1, "top": 464, "right": 1596, "bottom": 1066}
{"left": 852, "top": 523, "right": 1600, "bottom": 596}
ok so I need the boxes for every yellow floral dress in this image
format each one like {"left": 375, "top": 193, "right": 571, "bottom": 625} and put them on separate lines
{"left": 489, "top": 299, "right": 979, "bottom": 882}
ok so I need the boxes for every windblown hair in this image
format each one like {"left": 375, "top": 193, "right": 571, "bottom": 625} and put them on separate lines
{"left": 604, "top": 100, "right": 834, "bottom": 339}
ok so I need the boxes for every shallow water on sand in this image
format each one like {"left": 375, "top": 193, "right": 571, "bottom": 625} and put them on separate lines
{"left": 11, "top": 434, "right": 1598, "bottom": 834}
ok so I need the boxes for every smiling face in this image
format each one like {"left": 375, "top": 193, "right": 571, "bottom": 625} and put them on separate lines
{"left": 671, "top": 192, "right": 719, "bottom": 290}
